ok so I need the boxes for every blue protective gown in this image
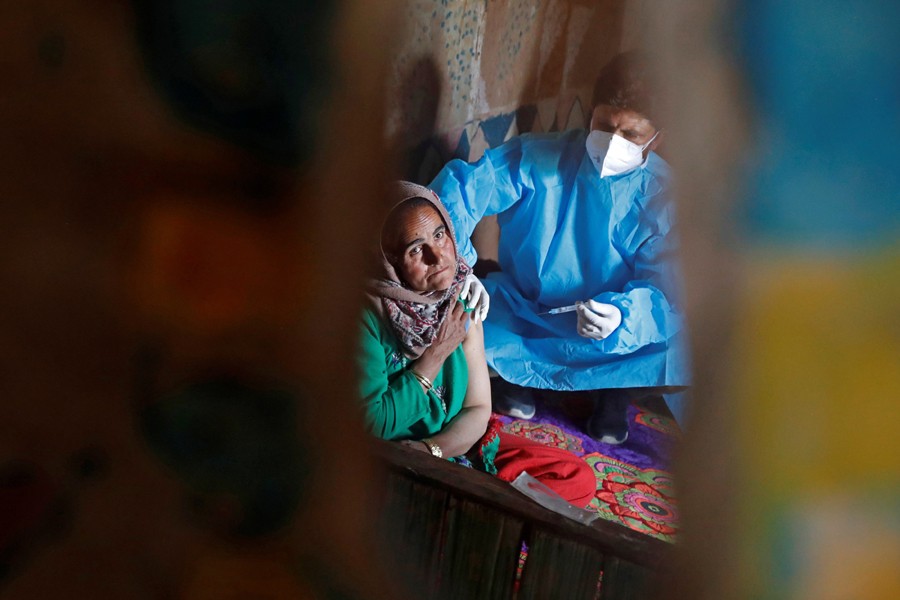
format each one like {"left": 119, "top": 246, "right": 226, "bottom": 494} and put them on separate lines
{"left": 429, "top": 129, "right": 689, "bottom": 391}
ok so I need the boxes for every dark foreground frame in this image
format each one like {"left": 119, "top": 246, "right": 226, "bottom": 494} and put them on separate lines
{"left": 374, "top": 441, "right": 670, "bottom": 600}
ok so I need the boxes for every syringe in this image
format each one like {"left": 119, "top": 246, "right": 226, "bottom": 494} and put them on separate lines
{"left": 537, "top": 303, "right": 579, "bottom": 316}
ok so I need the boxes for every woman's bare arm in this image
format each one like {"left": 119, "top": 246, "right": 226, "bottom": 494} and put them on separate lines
{"left": 419, "top": 318, "right": 491, "bottom": 457}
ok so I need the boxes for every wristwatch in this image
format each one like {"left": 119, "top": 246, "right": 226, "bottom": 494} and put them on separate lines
{"left": 421, "top": 438, "right": 443, "bottom": 458}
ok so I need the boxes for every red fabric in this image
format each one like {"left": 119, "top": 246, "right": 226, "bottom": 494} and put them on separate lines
{"left": 493, "top": 432, "right": 595, "bottom": 508}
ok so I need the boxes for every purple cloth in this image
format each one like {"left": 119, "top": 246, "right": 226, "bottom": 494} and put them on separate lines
{"left": 498, "top": 394, "right": 678, "bottom": 471}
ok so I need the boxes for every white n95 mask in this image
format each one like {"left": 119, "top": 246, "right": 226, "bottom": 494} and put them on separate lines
{"left": 586, "top": 129, "right": 659, "bottom": 178}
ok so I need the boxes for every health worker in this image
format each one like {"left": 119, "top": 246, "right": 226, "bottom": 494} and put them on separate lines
{"left": 428, "top": 51, "right": 689, "bottom": 444}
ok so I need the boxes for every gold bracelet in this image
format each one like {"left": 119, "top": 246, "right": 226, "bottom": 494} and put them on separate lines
{"left": 421, "top": 437, "right": 443, "bottom": 458}
{"left": 410, "top": 369, "right": 433, "bottom": 391}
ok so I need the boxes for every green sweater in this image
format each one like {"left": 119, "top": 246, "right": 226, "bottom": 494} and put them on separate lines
{"left": 357, "top": 308, "right": 468, "bottom": 441}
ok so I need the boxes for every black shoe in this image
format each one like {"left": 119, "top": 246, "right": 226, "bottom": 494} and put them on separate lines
{"left": 586, "top": 390, "right": 630, "bottom": 444}
{"left": 490, "top": 378, "right": 536, "bottom": 420}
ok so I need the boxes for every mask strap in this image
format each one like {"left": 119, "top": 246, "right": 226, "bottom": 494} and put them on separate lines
{"left": 642, "top": 129, "right": 661, "bottom": 149}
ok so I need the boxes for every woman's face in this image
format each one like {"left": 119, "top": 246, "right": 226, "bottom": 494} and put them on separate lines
{"left": 384, "top": 203, "right": 456, "bottom": 293}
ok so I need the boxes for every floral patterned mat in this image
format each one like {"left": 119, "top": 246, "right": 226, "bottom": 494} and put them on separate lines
{"left": 498, "top": 396, "right": 680, "bottom": 543}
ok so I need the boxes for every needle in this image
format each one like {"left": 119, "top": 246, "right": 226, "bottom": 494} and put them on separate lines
{"left": 537, "top": 303, "right": 579, "bottom": 316}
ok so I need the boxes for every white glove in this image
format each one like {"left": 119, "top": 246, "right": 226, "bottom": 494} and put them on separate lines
{"left": 460, "top": 272, "right": 490, "bottom": 322}
{"left": 576, "top": 299, "right": 622, "bottom": 340}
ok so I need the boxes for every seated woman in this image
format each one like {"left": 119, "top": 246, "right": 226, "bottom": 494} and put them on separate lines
{"left": 357, "top": 181, "right": 595, "bottom": 507}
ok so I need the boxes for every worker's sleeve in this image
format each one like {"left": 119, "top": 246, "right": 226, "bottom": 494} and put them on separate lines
{"left": 592, "top": 183, "right": 684, "bottom": 354}
{"left": 428, "top": 138, "right": 526, "bottom": 266}
{"left": 356, "top": 312, "right": 432, "bottom": 440}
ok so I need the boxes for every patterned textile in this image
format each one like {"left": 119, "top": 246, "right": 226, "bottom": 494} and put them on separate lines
{"left": 450, "top": 414, "right": 502, "bottom": 475}
{"left": 499, "top": 395, "right": 680, "bottom": 543}
{"left": 379, "top": 254, "right": 469, "bottom": 358}
{"left": 502, "top": 421, "right": 584, "bottom": 454}
{"left": 587, "top": 455, "right": 677, "bottom": 540}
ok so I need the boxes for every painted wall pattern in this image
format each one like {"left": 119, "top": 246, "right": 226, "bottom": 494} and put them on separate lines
{"left": 386, "top": 0, "right": 632, "bottom": 184}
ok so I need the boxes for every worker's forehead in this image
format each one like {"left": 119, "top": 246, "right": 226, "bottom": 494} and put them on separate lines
{"left": 593, "top": 104, "right": 654, "bottom": 128}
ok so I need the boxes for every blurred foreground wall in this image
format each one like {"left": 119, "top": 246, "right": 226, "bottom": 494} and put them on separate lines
{"left": 643, "top": 0, "right": 900, "bottom": 598}
{"left": 0, "top": 0, "right": 405, "bottom": 597}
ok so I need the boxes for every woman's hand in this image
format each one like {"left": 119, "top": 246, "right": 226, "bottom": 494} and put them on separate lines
{"left": 412, "top": 300, "right": 469, "bottom": 382}
{"left": 399, "top": 439, "right": 431, "bottom": 453}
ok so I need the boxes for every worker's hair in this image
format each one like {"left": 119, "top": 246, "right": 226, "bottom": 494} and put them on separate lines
{"left": 591, "top": 51, "right": 659, "bottom": 125}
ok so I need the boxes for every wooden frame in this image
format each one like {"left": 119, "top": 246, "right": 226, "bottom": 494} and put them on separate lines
{"left": 374, "top": 441, "right": 670, "bottom": 599}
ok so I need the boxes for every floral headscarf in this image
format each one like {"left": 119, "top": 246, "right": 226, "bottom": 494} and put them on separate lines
{"left": 366, "top": 181, "right": 470, "bottom": 359}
